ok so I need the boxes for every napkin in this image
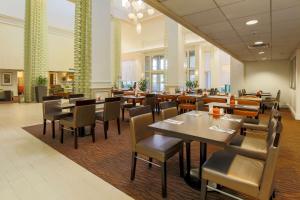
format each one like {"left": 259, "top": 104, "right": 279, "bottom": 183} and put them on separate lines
{"left": 164, "top": 119, "right": 184, "bottom": 125}
{"left": 209, "top": 125, "right": 235, "bottom": 134}
{"left": 221, "top": 116, "right": 242, "bottom": 123}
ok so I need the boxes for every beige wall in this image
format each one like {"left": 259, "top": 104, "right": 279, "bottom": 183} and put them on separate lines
{"left": 0, "top": 17, "right": 74, "bottom": 71}
{"left": 244, "top": 60, "right": 290, "bottom": 106}
{"left": 230, "top": 57, "right": 244, "bottom": 94}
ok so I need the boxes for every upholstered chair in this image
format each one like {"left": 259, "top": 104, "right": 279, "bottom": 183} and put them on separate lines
{"left": 201, "top": 121, "right": 282, "bottom": 200}
{"left": 96, "top": 97, "right": 121, "bottom": 139}
{"left": 129, "top": 113, "right": 183, "bottom": 198}
{"left": 60, "top": 100, "right": 96, "bottom": 149}
{"left": 42, "top": 96, "right": 72, "bottom": 139}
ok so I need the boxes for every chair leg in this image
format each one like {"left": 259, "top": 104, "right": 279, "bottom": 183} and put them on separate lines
{"left": 148, "top": 157, "right": 153, "bottom": 169}
{"left": 130, "top": 152, "right": 137, "bottom": 180}
{"left": 152, "top": 110, "right": 155, "bottom": 122}
{"left": 60, "top": 125, "right": 64, "bottom": 144}
{"left": 122, "top": 108, "right": 125, "bottom": 121}
{"left": 117, "top": 118, "right": 121, "bottom": 135}
{"left": 179, "top": 143, "right": 184, "bottom": 177}
{"left": 161, "top": 162, "right": 167, "bottom": 198}
{"left": 43, "top": 119, "right": 46, "bottom": 135}
{"left": 91, "top": 124, "right": 95, "bottom": 143}
{"left": 104, "top": 121, "right": 108, "bottom": 139}
{"left": 200, "top": 179, "right": 208, "bottom": 200}
{"left": 74, "top": 128, "right": 78, "bottom": 149}
{"left": 51, "top": 121, "right": 55, "bottom": 139}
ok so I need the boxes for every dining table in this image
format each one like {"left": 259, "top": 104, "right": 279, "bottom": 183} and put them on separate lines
{"left": 205, "top": 102, "right": 260, "bottom": 113}
{"left": 122, "top": 95, "right": 145, "bottom": 107}
{"left": 149, "top": 111, "right": 244, "bottom": 189}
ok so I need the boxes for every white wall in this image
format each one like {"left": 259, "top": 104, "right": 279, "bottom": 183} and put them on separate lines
{"left": 230, "top": 57, "right": 244, "bottom": 94}
{"left": 289, "top": 49, "right": 300, "bottom": 119}
{"left": 244, "top": 60, "right": 290, "bottom": 106}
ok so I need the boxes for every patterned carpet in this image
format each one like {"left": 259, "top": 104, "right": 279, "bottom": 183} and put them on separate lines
{"left": 23, "top": 109, "right": 300, "bottom": 200}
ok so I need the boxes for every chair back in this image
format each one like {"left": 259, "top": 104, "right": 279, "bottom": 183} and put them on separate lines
{"left": 259, "top": 120, "right": 282, "bottom": 200}
{"left": 196, "top": 99, "right": 205, "bottom": 111}
{"left": 103, "top": 101, "right": 121, "bottom": 121}
{"left": 74, "top": 103, "right": 96, "bottom": 128}
{"left": 129, "top": 105, "right": 151, "bottom": 118}
{"left": 143, "top": 95, "right": 156, "bottom": 110}
{"left": 159, "top": 101, "right": 177, "bottom": 110}
{"left": 129, "top": 113, "right": 154, "bottom": 150}
{"left": 105, "top": 97, "right": 121, "bottom": 102}
{"left": 276, "top": 90, "right": 281, "bottom": 102}
{"left": 233, "top": 109, "right": 259, "bottom": 118}
{"left": 69, "top": 94, "right": 84, "bottom": 98}
{"left": 178, "top": 95, "right": 196, "bottom": 104}
{"left": 203, "top": 97, "right": 226, "bottom": 103}
{"left": 238, "top": 90, "right": 243, "bottom": 97}
{"left": 237, "top": 99, "right": 260, "bottom": 106}
{"left": 42, "top": 100, "right": 62, "bottom": 117}
{"left": 42, "top": 96, "right": 62, "bottom": 101}
{"left": 161, "top": 107, "right": 178, "bottom": 120}
{"left": 75, "top": 99, "right": 96, "bottom": 106}
{"left": 161, "top": 94, "right": 177, "bottom": 102}
{"left": 242, "top": 89, "right": 246, "bottom": 95}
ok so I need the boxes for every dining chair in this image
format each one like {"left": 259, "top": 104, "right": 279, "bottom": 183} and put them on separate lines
{"left": 59, "top": 99, "right": 96, "bottom": 149}
{"left": 263, "top": 90, "right": 281, "bottom": 112}
{"left": 178, "top": 95, "right": 196, "bottom": 113}
{"left": 143, "top": 94, "right": 156, "bottom": 122}
{"left": 195, "top": 99, "right": 206, "bottom": 111}
{"left": 159, "top": 101, "right": 177, "bottom": 110}
{"left": 42, "top": 96, "right": 72, "bottom": 139}
{"left": 69, "top": 94, "right": 85, "bottom": 104}
{"left": 201, "top": 122, "right": 282, "bottom": 200}
{"left": 129, "top": 105, "right": 152, "bottom": 119}
{"left": 96, "top": 97, "right": 121, "bottom": 139}
{"left": 129, "top": 113, "right": 184, "bottom": 198}
{"left": 226, "top": 110, "right": 281, "bottom": 160}
{"left": 203, "top": 97, "right": 226, "bottom": 104}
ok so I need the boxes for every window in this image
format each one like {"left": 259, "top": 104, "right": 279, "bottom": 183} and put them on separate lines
{"left": 145, "top": 55, "right": 166, "bottom": 92}
{"left": 205, "top": 71, "right": 211, "bottom": 89}
{"left": 186, "top": 50, "right": 196, "bottom": 81}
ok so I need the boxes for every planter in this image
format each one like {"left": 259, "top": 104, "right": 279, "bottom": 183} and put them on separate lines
{"left": 35, "top": 86, "right": 47, "bottom": 103}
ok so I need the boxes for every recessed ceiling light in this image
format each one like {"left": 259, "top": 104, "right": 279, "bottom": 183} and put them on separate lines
{"left": 246, "top": 20, "right": 258, "bottom": 25}
{"left": 255, "top": 41, "right": 263, "bottom": 45}
{"left": 259, "top": 51, "right": 265, "bottom": 55}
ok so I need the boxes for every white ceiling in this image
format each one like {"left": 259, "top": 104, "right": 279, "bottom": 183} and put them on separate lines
{"left": 146, "top": 0, "right": 300, "bottom": 61}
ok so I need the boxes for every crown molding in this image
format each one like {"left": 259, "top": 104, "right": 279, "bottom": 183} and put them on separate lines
{"left": 0, "top": 14, "right": 73, "bottom": 37}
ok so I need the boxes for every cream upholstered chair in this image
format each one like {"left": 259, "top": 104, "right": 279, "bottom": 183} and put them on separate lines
{"left": 129, "top": 113, "right": 183, "bottom": 198}
{"left": 42, "top": 96, "right": 72, "bottom": 139}
{"left": 200, "top": 120, "right": 282, "bottom": 200}
{"left": 60, "top": 100, "right": 96, "bottom": 149}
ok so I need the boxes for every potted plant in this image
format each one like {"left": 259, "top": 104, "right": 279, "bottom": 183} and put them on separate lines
{"left": 35, "top": 75, "right": 48, "bottom": 103}
{"left": 138, "top": 79, "right": 147, "bottom": 92}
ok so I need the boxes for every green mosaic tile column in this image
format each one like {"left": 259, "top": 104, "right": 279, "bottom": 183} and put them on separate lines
{"left": 74, "top": 0, "right": 92, "bottom": 97}
{"left": 24, "top": 0, "right": 48, "bottom": 102}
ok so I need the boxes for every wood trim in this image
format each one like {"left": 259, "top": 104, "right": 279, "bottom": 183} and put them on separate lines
{"left": 144, "top": 0, "right": 243, "bottom": 63}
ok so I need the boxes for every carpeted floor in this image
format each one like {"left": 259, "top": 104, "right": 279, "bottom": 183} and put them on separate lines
{"left": 23, "top": 109, "right": 300, "bottom": 200}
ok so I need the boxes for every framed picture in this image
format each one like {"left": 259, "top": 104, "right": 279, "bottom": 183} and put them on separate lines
{"left": 290, "top": 57, "right": 296, "bottom": 90}
{"left": 2, "top": 72, "right": 12, "bottom": 86}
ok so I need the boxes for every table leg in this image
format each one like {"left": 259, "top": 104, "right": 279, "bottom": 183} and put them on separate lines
{"left": 133, "top": 99, "right": 136, "bottom": 107}
{"left": 184, "top": 142, "right": 207, "bottom": 190}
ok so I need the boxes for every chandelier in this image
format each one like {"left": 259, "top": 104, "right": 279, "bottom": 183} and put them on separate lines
{"left": 122, "top": 0, "right": 155, "bottom": 34}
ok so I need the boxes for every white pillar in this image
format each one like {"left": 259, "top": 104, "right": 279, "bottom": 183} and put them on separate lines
{"left": 91, "top": 0, "right": 112, "bottom": 98}
{"left": 165, "top": 17, "right": 185, "bottom": 92}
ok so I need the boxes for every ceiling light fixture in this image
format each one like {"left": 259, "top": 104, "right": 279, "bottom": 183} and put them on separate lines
{"left": 258, "top": 51, "right": 265, "bottom": 55}
{"left": 246, "top": 19, "right": 258, "bottom": 25}
{"left": 255, "top": 41, "right": 264, "bottom": 45}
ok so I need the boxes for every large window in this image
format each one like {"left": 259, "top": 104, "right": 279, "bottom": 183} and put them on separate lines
{"left": 145, "top": 55, "right": 166, "bottom": 92}
{"left": 185, "top": 50, "right": 196, "bottom": 81}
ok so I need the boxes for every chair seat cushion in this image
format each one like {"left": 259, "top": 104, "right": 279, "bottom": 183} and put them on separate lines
{"left": 226, "top": 135, "right": 268, "bottom": 160}
{"left": 136, "top": 134, "right": 182, "bottom": 162}
{"left": 202, "top": 150, "right": 264, "bottom": 197}
{"left": 45, "top": 112, "right": 72, "bottom": 121}
{"left": 59, "top": 116, "right": 74, "bottom": 127}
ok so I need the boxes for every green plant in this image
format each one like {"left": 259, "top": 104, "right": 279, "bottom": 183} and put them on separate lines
{"left": 36, "top": 75, "right": 47, "bottom": 86}
{"left": 192, "top": 80, "right": 199, "bottom": 88}
{"left": 138, "top": 79, "right": 147, "bottom": 92}
{"left": 186, "top": 80, "right": 199, "bottom": 89}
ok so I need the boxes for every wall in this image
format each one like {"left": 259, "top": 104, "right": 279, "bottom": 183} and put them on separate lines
{"left": 244, "top": 60, "right": 290, "bottom": 106}
{"left": 230, "top": 57, "right": 244, "bottom": 94}
{"left": 289, "top": 49, "right": 300, "bottom": 119}
{"left": 0, "top": 16, "right": 74, "bottom": 71}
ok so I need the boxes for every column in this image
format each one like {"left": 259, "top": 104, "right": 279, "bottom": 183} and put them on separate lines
{"left": 165, "top": 17, "right": 185, "bottom": 92}
{"left": 74, "top": 0, "right": 92, "bottom": 97}
{"left": 24, "top": 0, "right": 48, "bottom": 102}
{"left": 90, "top": 0, "right": 113, "bottom": 98}
{"left": 111, "top": 18, "right": 122, "bottom": 89}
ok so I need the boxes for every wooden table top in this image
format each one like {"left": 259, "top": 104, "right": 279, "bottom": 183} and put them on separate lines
{"left": 60, "top": 100, "right": 105, "bottom": 109}
{"left": 122, "top": 95, "right": 145, "bottom": 99}
{"left": 205, "top": 102, "right": 260, "bottom": 111}
{"left": 149, "top": 111, "right": 244, "bottom": 147}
